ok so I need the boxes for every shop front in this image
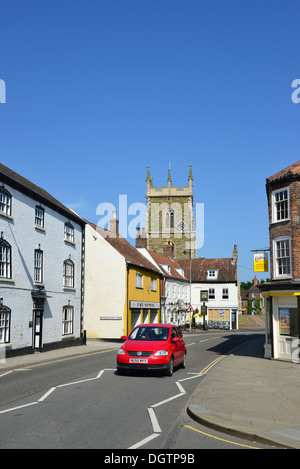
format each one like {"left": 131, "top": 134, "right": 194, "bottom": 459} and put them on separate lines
{"left": 128, "top": 301, "right": 160, "bottom": 333}
{"left": 207, "top": 308, "right": 238, "bottom": 330}
{"left": 262, "top": 286, "right": 300, "bottom": 362}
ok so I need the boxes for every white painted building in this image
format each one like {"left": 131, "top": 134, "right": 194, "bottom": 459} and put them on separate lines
{"left": 138, "top": 248, "right": 190, "bottom": 324}
{"left": 83, "top": 221, "right": 126, "bottom": 340}
{"left": 179, "top": 246, "right": 240, "bottom": 330}
{"left": 0, "top": 163, "right": 85, "bottom": 356}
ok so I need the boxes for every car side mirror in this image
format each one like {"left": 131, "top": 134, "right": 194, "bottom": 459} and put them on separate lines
{"left": 121, "top": 336, "right": 128, "bottom": 341}
{"left": 172, "top": 337, "right": 180, "bottom": 343}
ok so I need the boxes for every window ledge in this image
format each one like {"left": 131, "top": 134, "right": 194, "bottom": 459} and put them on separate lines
{"left": 35, "top": 225, "right": 45, "bottom": 232}
{"left": 0, "top": 278, "right": 14, "bottom": 284}
{"left": 64, "top": 239, "right": 76, "bottom": 246}
{"left": 0, "top": 212, "right": 13, "bottom": 221}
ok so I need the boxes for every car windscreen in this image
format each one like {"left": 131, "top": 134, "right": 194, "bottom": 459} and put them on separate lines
{"left": 128, "top": 326, "right": 169, "bottom": 341}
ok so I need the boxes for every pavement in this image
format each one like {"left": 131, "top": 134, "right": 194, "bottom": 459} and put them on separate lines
{"left": 1, "top": 333, "right": 300, "bottom": 449}
{"left": 187, "top": 333, "right": 300, "bottom": 449}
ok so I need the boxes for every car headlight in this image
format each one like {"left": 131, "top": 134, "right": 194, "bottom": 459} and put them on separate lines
{"left": 154, "top": 350, "right": 169, "bottom": 356}
{"left": 117, "top": 348, "right": 125, "bottom": 355}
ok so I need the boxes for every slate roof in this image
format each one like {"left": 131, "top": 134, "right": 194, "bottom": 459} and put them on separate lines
{"left": 0, "top": 162, "right": 84, "bottom": 225}
{"left": 178, "top": 257, "right": 237, "bottom": 283}
{"left": 87, "top": 222, "right": 161, "bottom": 275}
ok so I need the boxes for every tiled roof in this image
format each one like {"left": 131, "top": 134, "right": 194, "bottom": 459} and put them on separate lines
{"left": 87, "top": 222, "right": 161, "bottom": 275}
{"left": 178, "top": 257, "right": 237, "bottom": 283}
{"left": 267, "top": 160, "right": 300, "bottom": 183}
{"left": 146, "top": 251, "right": 189, "bottom": 282}
{"left": 0, "top": 162, "right": 84, "bottom": 224}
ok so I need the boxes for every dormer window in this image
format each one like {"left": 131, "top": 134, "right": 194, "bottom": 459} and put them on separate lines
{"left": 175, "top": 268, "right": 185, "bottom": 277}
{"left": 207, "top": 269, "right": 218, "bottom": 280}
{"left": 161, "top": 264, "right": 171, "bottom": 274}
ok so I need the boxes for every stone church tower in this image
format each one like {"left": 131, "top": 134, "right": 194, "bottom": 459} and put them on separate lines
{"left": 139, "top": 165, "right": 196, "bottom": 260}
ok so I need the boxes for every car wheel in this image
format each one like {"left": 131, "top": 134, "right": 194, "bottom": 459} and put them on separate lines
{"left": 166, "top": 356, "right": 174, "bottom": 376}
{"left": 181, "top": 353, "right": 186, "bottom": 369}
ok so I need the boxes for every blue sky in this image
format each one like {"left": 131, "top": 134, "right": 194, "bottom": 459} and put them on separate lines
{"left": 1, "top": 0, "right": 300, "bottom": 282}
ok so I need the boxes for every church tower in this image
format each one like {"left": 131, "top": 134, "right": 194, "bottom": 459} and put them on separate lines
{"left": 143, "top": 165, "right": 196, "bottom": 260}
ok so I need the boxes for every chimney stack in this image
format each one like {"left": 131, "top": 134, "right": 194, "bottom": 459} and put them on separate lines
{"left": 136, "top": 227, "right": 147, "bottom": 248}
{"left": 110, "top": 211, "right": 119, "bottom": 236}
{"left": 163, "top": 241, "right": 175, "bottom": 259}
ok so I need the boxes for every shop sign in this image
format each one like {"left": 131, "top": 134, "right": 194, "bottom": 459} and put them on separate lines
{"left": 130, "top": 301, "right": 160, "bottom": 309}
{"left": 253, "top": 253, "right": 268, "bottom": 272}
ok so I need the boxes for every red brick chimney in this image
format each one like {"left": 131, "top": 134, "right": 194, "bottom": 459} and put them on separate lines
{"left": 163, "top": 241, "right": 175, "bottom": 259}
{"left": 135, "top": 227, "right": 147, "bottom": 248}
{"left": 253, "top": 275, "right": 259, "bottom": 285}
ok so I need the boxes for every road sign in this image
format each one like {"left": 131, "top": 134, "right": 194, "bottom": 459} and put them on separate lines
{"left": 186, "top": 305, "right": 194, "bottom": 313}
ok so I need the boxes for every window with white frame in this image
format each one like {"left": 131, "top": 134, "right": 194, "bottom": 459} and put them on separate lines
{"left": 0, "top": 305, "right": 10, "bottom": 343}
{"left": 273, "top": 236, "right": 291, "bottom": 277}
{"left": 151, "top": 277, "right": 156, "bottom": 291}
{"left": 34, "top": 249, "right": 43, "bottom": 283}
{"left": 63, "top": 259, "right": 74, "bottom": 288}
{"left": 62, "top": 305, "right": 73, "bottom": 335}
{"left": 207, "top": 269, "right": 218, "bottom": 280}
{"left": 0, "top": 239, "right": 11, "bottom": 279}
{"left": 208, "top": 288, "right": 215, "bottom": 300}
{"left": 272, "top": 187, "right": 289, "bottom": 223}
{"left": 35, "top": 205, "right": 45, "bottom": 228}
{"left": 64, "top": 222, "right": 74, "bottom": 243}
{"left": 136, "top": 273, "right": 143, "bottom": 289}
{"left": 222, "top": 288, "right": 229, "bottom": 299}
{"left": 0, "top": 187, "right": 11, "bottom": 216}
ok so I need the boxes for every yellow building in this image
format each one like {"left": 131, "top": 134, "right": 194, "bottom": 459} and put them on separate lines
{"left": 126, "top": 265, "right": 161, "bottom": 334}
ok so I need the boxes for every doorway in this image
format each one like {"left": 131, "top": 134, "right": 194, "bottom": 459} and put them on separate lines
{"left": 32, "top": 297, "right": 44, "bottom": 351}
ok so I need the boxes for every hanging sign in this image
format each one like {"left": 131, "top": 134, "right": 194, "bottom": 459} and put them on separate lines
{"left": 253, "top": 253, "right": 268, "bottom": 272}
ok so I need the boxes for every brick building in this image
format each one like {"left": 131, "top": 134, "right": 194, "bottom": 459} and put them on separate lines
{"left": 260, "top": 161, "right": 300, "bottom": 361}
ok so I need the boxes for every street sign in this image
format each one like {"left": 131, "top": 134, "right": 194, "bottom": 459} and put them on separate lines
{"left": 186, "top": 305, "right": 194, "bottom": 313}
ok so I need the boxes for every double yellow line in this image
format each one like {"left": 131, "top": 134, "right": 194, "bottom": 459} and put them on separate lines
{"left": 199, "top": 354, "right": 226, "bottom": 374}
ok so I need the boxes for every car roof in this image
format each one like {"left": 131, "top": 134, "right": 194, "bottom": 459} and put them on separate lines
{"left": 134, "top": 324, "right": 173, "bottom": 328}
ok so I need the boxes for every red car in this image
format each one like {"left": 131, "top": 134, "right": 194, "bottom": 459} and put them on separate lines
{"left": 117, "top": 324, "right": 186, "bottom": 376}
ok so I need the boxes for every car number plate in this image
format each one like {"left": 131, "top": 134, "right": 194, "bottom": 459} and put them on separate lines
{"left": 129, "top": 358, "right": 148, "bottom": 364}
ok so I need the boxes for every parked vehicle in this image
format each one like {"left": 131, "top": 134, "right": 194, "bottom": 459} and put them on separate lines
{"left": 117, "top": 324, "right": 186, "bottom": 376}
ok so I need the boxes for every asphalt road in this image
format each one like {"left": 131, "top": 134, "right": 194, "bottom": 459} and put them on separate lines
{"left": 0, "top": 331, "right": 275, "bottom": 450}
